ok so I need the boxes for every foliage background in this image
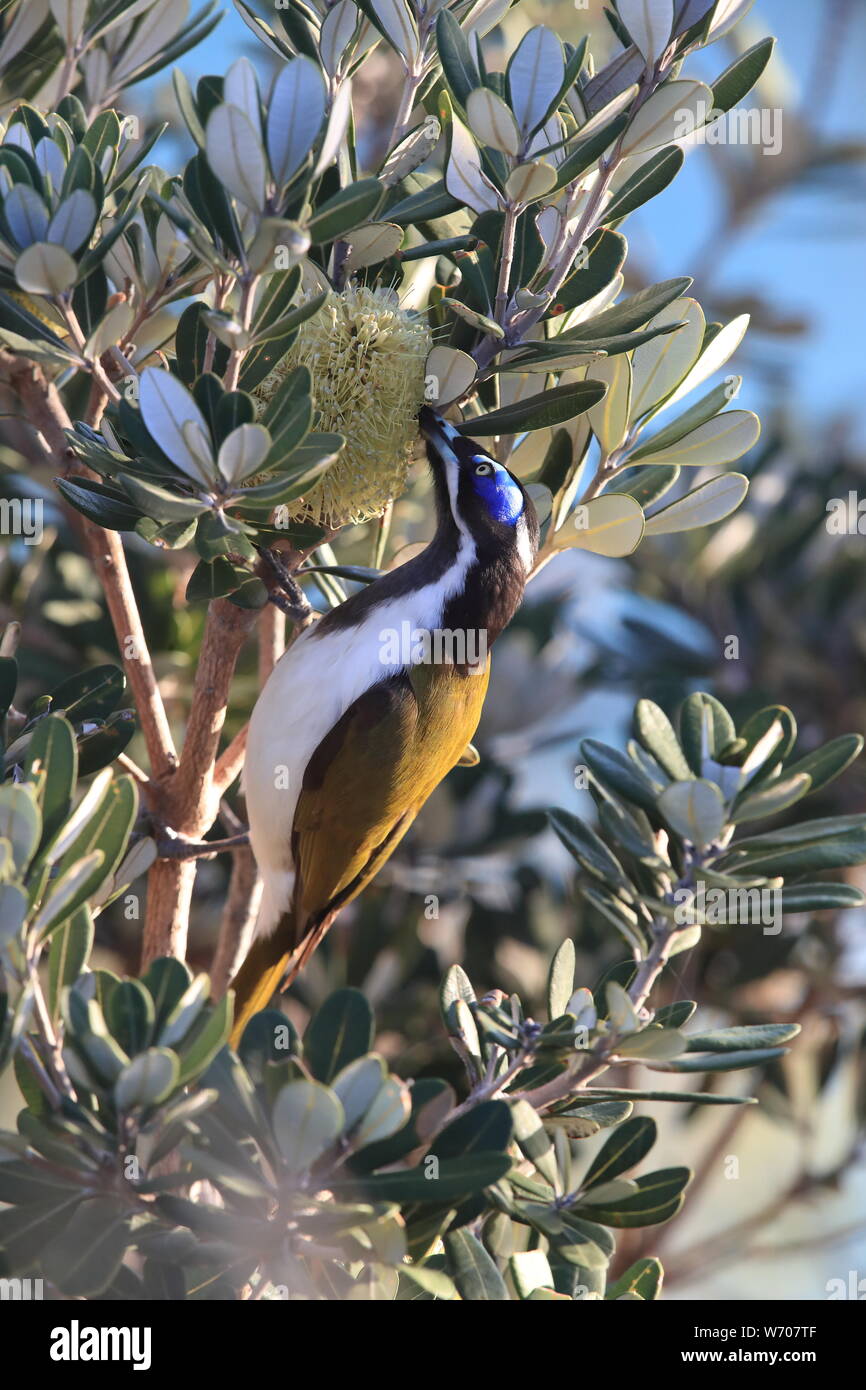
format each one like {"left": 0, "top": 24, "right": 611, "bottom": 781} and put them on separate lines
{"left": 0, "top": 0, "right": 864, "bottom": 1299}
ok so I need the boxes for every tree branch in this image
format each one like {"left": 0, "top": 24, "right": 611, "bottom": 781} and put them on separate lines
{"left": 210, "top": 603, "right": 283, "bottom": 995}
{"left": 0, "top": 350, "right": 179, "bottom": 779}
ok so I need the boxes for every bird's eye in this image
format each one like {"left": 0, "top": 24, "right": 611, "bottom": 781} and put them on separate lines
{"left": 474, "top": 461, "right": 494, "bottom": 476}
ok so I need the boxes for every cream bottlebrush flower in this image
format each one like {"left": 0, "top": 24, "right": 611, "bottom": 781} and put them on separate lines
{"left": 254, "top": 284, "right": 431, "bottom": 527}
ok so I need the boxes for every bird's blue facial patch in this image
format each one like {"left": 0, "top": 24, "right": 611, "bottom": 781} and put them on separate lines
{"left": 468, "top": 453, "right": 524, "bottom": 525}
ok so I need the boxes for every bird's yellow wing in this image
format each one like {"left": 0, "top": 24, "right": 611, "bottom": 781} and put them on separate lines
{"left": 292, "top": 659, "right": 491, "bottom": 938}
{"left": 229, "top": 660, "right": 490, "bottom": 1044}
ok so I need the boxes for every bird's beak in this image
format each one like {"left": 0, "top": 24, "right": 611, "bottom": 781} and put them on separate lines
{"left": 418, "top": 406, "right": 458, "bottom": 473}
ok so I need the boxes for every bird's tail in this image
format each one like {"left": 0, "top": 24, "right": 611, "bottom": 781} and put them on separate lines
{"left": 228, "top": 926, "right": 292, "bottom": 1049}
{"left": 228, "top": 912, "right": 335, "bottom": 1049}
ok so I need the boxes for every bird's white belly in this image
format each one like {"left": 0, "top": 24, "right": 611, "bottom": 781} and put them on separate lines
{"left": 243, "top": 539, "right": 475, "bottom": 937}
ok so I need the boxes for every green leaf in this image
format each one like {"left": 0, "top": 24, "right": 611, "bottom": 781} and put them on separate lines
{"left": 52, "top": 773, "right": 137, "bottom": 904}
{"left": 634, "top": 699, "right": 693, "bottom": 780}
{"left": 562, "top": 277, "right": 692, "bottom": 343}
{"left": 507, "top": 25, "right": 565, "bottom": 140}
{"left": 186, "top": 557, "right": 242, "bottom": 603}
{"left": 730, "top": 813, "right": 866, "bottom": 852}
{"left": 444, "top": 1229, "right": 509, "bottom": 1300}
{"left": 49, "top": 664, "right": 125, "bottom": 724}
{"left": 157, "top": 973, "right": 210, "bottom": 1048}
{"left": 547, "top": 938, "right": 576, "bottom": 1020}
{"left": 250, "top": 292, "right": 328, "bottom": 350}
{"left": 141, "top": 957, "right": 193, "bottom": 1035}
{"left": 106, "top": 980, "right": 155, "bottom": 1056}
{"left": 0, "top": 656, "right": 17, "bottom": 719}
{"left": 644, "top": 473, "right": 749, "bottom": 535}
{"left": 781, "top": 883, "right": 865, "bottom": 913}
{"left": 399, "top": 1263, "right": 457, "bottom": 1299}
{"left": 606, "top": 1256, "right": 663, "bottom": 1300}
{"left": 616, "top": 1027, "right": 685, "bottom": 1061}
{"left": 175, "top": 301, "right": 230, "bottom": 385}
{"left": 47, "top": 908, "right": 94, "bottom": 1018}
{"left": 733, "top": 773, "right": 812, "bottom": 823}
{"left": 428, "top": 1099, "right": 513, "bottom": 1162}
{"left": 0, "top": 785, "right": 41, "bottom": 872}
{"left": 783, "top": 735, "right": 863, "bottom": 796}
{"left": 308, "top": 179, "right": 384, "bottom": 242}
{"left": 459, "top": 380, "right": 607, "bottom": 435}
{"left": 629, "top": 410, "right": 760, "bottom": 468}
{"left": 355, "top": 1078, "right": 411, "bottom": 1147}
{"left": 711, "top": 37, "right": 775, "bottom": 115}
{"left": 549, "top": 808, "right": 628, "bottom": 888}
{"left": 56, "top": 476, "right": 142, "bottom": 531}
{"left": 272, "top": 1079, "right": 344, "bottom": 1173}
{"left": 512, "top": 1099, "right": 559, "bottom": 1188}
{"left": 628, "top": 378, "right": 743, "bottom": 459}
{"left": 340, "top": 1153, "right": 512, "bottom": 1204}
{"left": 654, "top": 1000, "right": 697, "bottom": 1028}
{"left": 679, "top": 691, "right": 736, "bottom": 771}
{"left": 386, "top": 178, "right": 463, "bottom": 227}
{"left": 42, "top": 1197, "right": 132, "bottom": 1296}
{"left": 605, "top": 146, "right": 684, "bottom": 221}
{"left": 0, "top": 1196, "right": 80, "bottom": 1272}
{"left": 176, "top": 994, "right": 234, "bottom": 1085}
{"left": 546, "top": 1099, "right": 633, "bottom": 1134}
{"left": 205, "top": 103, "right": 266, "bottom": 212}
{"left": 555, "top": 115, "right": 629, "bottom": 188}
{"left": 555, "top": 492, "right": 644, "bottom": 558}
{"left": 23, "top": 714, "right": 77, "bottom": 845}
{"left": 436, "top": 9, "right": 480, "bottom": 107}
{"left": 119, "top": 472, "right": 208, "bottom": 522}
{"left": 583, "top": 1087, "right": 754, "bottom": 1106}
{"left": 332, "top": 1055, "right": 388, "bottom": 1131}
{"left": 658, "top": 780, "right": 726, "bottom": 846}
{"left": 75, "top": 711, "right": 136, "bottom": 777}
{"left": 650, "top": 1049, "right": 790, "bottom": 1073}
{"left": 575, "top": 1166, "right": 690, "bottom": 1227}
{"left": 726, "top": 829, "right": 866, "bottom": 877}
{"left": 16, "top": 242, "right": 78, "bottom": 295}
{"left": 583, "top": 1116, "right": 656, "bottom": 1189}
{"left": 305, "top": 988, "right": 374, "bottom": 1082}
{"left": 114, "top": 1048, "right": 180, "bottom": 1110}
{"left": 581, "top": 738, "right": 660, "bottom": 812}
{"left": 0, "top": 883, "right": 28, "bottom": 947}
{"left": 727, "top": 708, "right": 784, "bottom": 782}
{"left": 35, "top": 850, "right": 106, "bottom": 938}
{"left": 238, "top": 1007, "right": 300, "bottom": 1075}
{"left": 439, "top": 964, "right": 476, "bottom": 1018}
{"left": 685, "top": 1024, "right": 800, "bottom": 1054}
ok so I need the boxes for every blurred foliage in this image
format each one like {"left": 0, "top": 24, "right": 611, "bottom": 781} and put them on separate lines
{"left": 2, "top": 691, "right": 864, "bottom": 1297}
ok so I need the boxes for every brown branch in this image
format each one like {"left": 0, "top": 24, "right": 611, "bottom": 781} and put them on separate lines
{"left": 79, "top": 516, "right": 179, "bottom": 778}
{"left": 157, "top": 832, "right": 249, "bottom": 859}
{"left": 141, "top": 596, "right": 258, "bottom": 965}
{"left": 210, "top": 846, "right": 261, "bottom": 999}
{"left": 210, "top": 602, "right": 283, "bottom": 995}
{"left": 214, "top": 723, "right": 249, "bottom": 795}
{"left": 171, "top": 598, "right": 259, "bottom": 831}
{"left": 0, "top": 351, "right": 178, "bottom": 780}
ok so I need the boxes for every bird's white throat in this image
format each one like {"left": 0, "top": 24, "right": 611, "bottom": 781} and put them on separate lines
{"left": 243, "top": 529, "right": 479, "bottom": 939}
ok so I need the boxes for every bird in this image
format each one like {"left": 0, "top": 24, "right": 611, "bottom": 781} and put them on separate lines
{"left": 229, "top": 407, "right": 539, "bottom": 1044}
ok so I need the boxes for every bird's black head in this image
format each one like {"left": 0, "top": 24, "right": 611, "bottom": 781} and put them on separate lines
{"left": 418, "top": 407, "right": 539, "bottom": 574}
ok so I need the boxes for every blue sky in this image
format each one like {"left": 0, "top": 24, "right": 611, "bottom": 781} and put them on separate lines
{"left": 170, "top": 0, "right": 865, "bottom": 438}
